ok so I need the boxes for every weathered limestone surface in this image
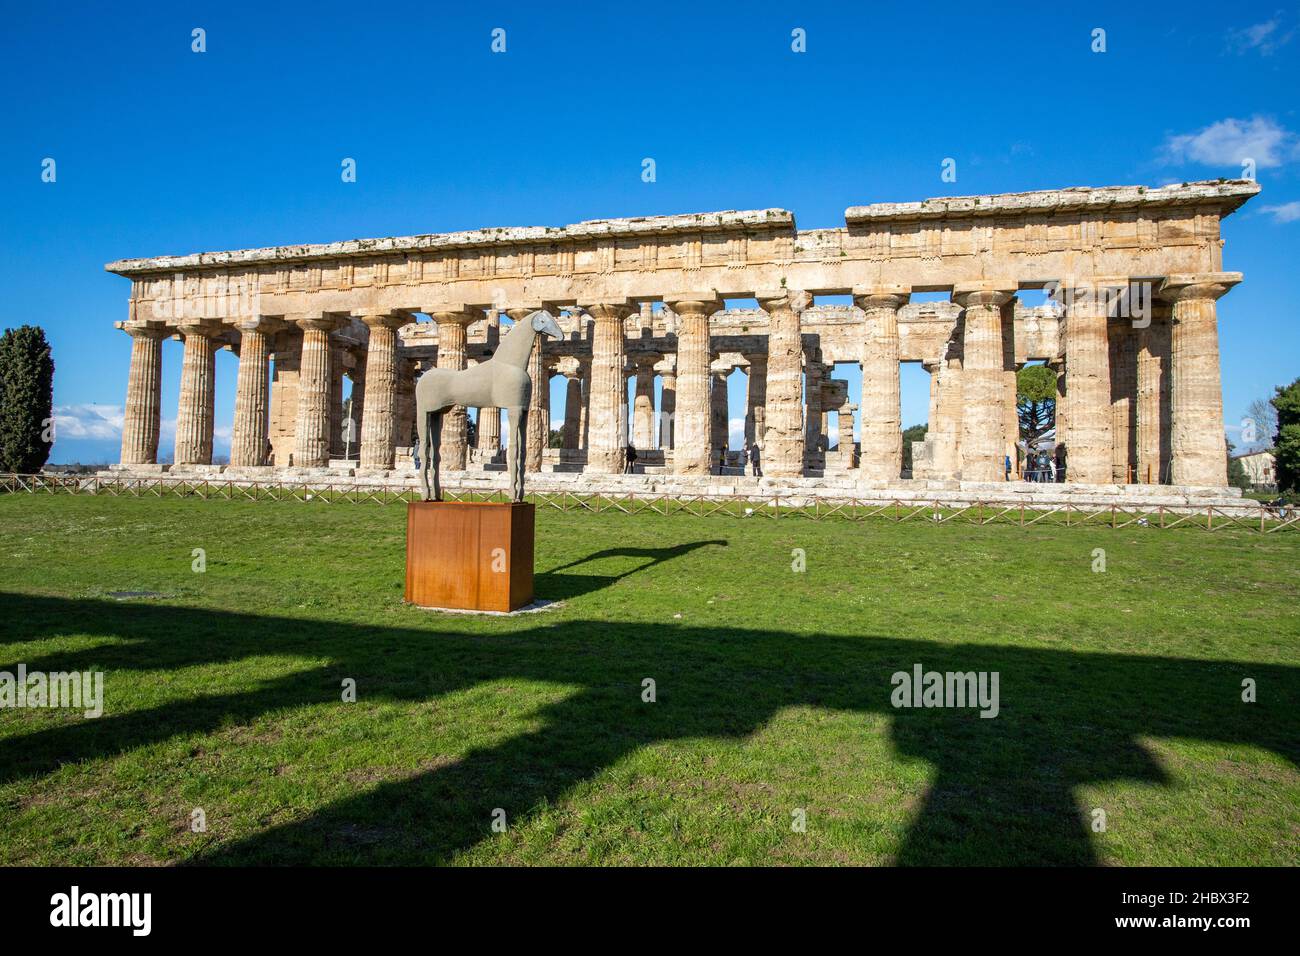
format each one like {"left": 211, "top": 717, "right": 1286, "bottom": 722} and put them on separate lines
{"left": 328, "top": 348, "right": 346, "bottom": 459}
{"left": 953, "top": 284, "right": 1014, "bottom": 482}
{"left": 1136, "top": 314, "right": 1171, "bottom": 483}
{"left": 667, "top": 297, "right": 718, "bottom": 475}
{"left": 804, "top": 356, "right": 824, "bottom": 467}
{"left": 758, "top": 290, "right": 810, "bottom": 478}
{"left": 854, "top": 287, "right": 908, "bottom": 481}
{"left": 292, "top": 316, "right": 339, "bottom": 468}
{"left": 1060, "top": 283, "right": 1115, "bottom": 484}
{"left": 120, "top": 325, "right": 163, "bottom": 465}
{"left": 106, "top": 180, "right": 1257, "bottom": 492}
{"left": 268, "top": 340, "right": 300, "bottom": 466}
{"left": 230, "top": 318, "right": 277, "bottom": 467}
{"left": 174, "top": 323, "right": 217, "bottom": 465}
{"left": 358, "top": 313, "right": 405, "bottom": 470}
{"left": 584, "top": 302, "right": 631, "bottom": 474}
{"left": 395, "top": 358, "right": 418, "bottom": 455}
{"left": 1109, "top": 325, "right": 1137, "bottom": 483}
{"left": 1161, "top": 274, "right": 1238, "bottom": 486}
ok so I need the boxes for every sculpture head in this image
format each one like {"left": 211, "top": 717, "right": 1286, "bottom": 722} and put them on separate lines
{"left": 529, "top": 310, "right": 564, "bottom": 341}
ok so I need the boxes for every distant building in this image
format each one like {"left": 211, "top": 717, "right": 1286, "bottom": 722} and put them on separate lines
{"left": 1233, "top": 450, "right": 1277, "bottom": 491}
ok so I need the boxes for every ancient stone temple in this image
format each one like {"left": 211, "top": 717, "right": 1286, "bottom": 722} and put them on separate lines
{"left": 106, "top": 180, "right": 1257, "bottom": 492}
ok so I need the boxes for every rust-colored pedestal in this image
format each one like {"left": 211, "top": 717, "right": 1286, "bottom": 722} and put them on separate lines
{"left": 405, "top": 501, "right": 535, "bottom": 612}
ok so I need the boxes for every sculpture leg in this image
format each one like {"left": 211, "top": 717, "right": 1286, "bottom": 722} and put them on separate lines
{"left": 517, "top": 406, "right": 528, "bottom": 501}
{"left": 417, "top": 408, "right": 431, "bottom": 501}
{"left": 431, "top": 411, "right": 443, "bottom": 501}
{"left": 508, "top": 406, "right": 526, "bottom": 502}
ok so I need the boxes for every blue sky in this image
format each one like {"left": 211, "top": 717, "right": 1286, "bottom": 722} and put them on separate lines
{"left": 3, "top": 1, "right": 1297, "bottom": 463}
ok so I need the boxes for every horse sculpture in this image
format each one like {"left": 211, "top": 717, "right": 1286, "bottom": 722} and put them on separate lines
{"left": 415, "top": 309, "right": 564, "bottom": 502}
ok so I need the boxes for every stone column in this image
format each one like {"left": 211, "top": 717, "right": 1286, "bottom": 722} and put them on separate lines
{"left": 268, "top": 336, "right": 300, "bottom": 466}
{"left": 743, "top": 355, "right": 767, "bottom": 448}
{"left": 1004, "top": 369, "right": 1020, "bottom": 474}
{"left": 119, "top": 324, "right": 164, "bottom": 465}
{"left": 839, "top": 403, "right": 857, "bottom": 466}
{"left": 1059, "top": 280, "right": 1118, "bottom": 484}
{"left": 506, "top": 306, "right": 549, "bottom": 472}
{"left": 582, "top": 300, "right": 633, "bottom": 473}
{"left": 348, "top": 358, "right": 365, "bottom": 458}
{"left": 1109, "top": 325, "right": 1137, "bottom": 483}
{"left": 919, "top": 357, "right": 965, "bottom": 479}
{"left": 428, "top": 307, "right": 477, "bottom": 471}
{"left": 578, "top": 358, "right": 591, "bottom": 452}
{"left": 357, "top": 313, "right": 406, "bottom": 470}
{"left": 1002, "top": 299, "right": 1019, "bottom": 472}
{"left": 665, "top": 295, "right": 719, "bottom": 475}
{"left": 710, "top": 369, "right": 729, "bottom": 463}
{"left": 477, "top": 406, "right": 501, "bottom": 462}
{"left": 561, "top": 369, "right": 583, "bottom": 450}
{"left": 632, "top": 359, "right": 657, "bottom": 450}
{"left": 230, "top": 317, "right": 279, "bottom": 467}
{"left": 328, "top": 349, "right": 346, "bottom": 460}
{"left": 395, "top": 358, "right": 419, "bottom": 458}
{"left": 952, "top": 283, "right": 1015, "bottom": 482}
{"left": 1051, "top": 360, "right": 1068, "bottom": 453}
{"left": 659, "top": 366, "right": 676, "bottom": 449}
{"left": 478, "top": 310, "right": 502, "bottom": 464}
{"left": 853, "top": 286, "right": 909, "bottom": 481}
{"left": 757, "top": 289, "right": 812, "bottom": 478}
{"left": 1159, "top": 273, "right": 1239, "bottom": 487}
{"left": 174, "top": 321, "right": 219, "bottom": 466}
{"left": 292, "top": 315, "right": 341, "bottom": 468}
{"left": 1136, "top": 309, "right": 1171, "bottom": 483}
{"left": 804, "top": 357, "right": 824, "bottom": 465}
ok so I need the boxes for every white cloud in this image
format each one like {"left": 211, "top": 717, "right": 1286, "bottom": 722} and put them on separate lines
{"left": 53, "top": 404, "right": 123, "bottom": 440}
{"left": 52, "top": 404, "right": 229, "bottom": 450}
{"left": 728, "top": 417, "right": 746, "bottom": 448}
{"left": 1161, "top": 116, "right": 1299, "bottom": 169}
{"left": 1226, "top": 16, "right": 1295, "bottom": 55}
{"left": 1262, "top": 200, "right": 1300, "bottom": 223}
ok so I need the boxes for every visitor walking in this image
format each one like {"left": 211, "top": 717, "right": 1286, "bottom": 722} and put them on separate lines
{"left": 748, "top": 442, "right": 762, "bottom": 477}
{"left": 624, "top": 444, "right": 637, "bottom": 474}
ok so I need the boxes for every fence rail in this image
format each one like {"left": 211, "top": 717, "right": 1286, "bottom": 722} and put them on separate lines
{"left": 3, "top": 473, "right": 1297, "bottom": 533}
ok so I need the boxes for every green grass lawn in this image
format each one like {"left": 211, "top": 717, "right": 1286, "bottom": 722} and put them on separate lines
{"left": 0, "top": 493, "right": 1296, "bottom": 866}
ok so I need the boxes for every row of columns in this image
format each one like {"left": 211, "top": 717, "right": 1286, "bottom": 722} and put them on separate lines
{"left": 119, "top": 273, "right": 1235, "bottom": 487}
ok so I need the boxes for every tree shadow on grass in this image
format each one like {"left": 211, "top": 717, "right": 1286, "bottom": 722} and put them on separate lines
{"left": 0, "top": 588, "right": 1295, "bottom": 866}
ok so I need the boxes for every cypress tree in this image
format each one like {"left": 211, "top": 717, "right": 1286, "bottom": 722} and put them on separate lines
{"left": 0, "top": 325, "right": 56, "bottom": 473}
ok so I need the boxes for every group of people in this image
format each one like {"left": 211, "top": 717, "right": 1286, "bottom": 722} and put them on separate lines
{"left": 623, "top": 443, "right": 763, "bottom": 476}
{"left": 1020, "top": 447, "right": 1065, "bottom": 483}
